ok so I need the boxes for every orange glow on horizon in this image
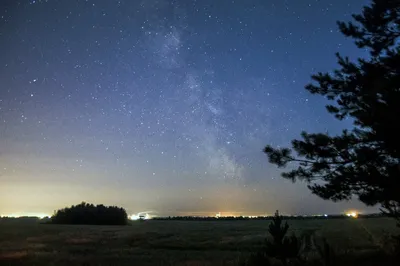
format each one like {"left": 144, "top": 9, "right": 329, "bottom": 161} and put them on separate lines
{"left": 346, "top": 210, "right": 359, "bottom": 218}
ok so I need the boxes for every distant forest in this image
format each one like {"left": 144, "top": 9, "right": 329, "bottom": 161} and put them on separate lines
{"left": 50, "top": 202, "right": 128, "bottom": 225}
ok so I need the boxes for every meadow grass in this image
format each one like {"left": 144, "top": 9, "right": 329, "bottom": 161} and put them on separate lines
{"left": 0, "top": 218, "right": 397, "bottom": 265}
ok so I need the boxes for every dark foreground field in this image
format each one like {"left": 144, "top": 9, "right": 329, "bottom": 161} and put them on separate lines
{"left": 0, "top": 218, "right": 398, "bottom": 265}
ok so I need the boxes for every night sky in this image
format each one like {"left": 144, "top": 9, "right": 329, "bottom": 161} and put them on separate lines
{"left": 0, "top": 0, "right": 375, "bottom": 217}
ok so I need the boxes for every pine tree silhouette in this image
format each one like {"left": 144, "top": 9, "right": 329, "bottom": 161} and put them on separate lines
{"left": 264, "top": 0, "right": 400, "bottom": 226}
{"left": 264, "top": 210, "right": 300, "bottom": 265}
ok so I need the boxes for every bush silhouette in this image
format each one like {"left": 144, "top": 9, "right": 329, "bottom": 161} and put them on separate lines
{"left": 51, "top": 202, "right": 128, "bottom": 225}
{"left": 244, "top": 210, "right": 301, "bottom": 265}
{"left": 265, "top": 210, "right": 301, "bottom": 264}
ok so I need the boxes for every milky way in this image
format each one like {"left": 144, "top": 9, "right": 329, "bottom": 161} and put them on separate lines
{"left": 0, "top": 0, "right": 374, "bottom": 216}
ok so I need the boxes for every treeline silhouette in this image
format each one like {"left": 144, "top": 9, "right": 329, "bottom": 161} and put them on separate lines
{"left": 0, "top": 216, "right": 42, "bottom": 225}
{"left": 51, "top": 202, "right": 128, "bottom": 225}
{"left": 152, "top": 213, "right": 384, "bottom": 221}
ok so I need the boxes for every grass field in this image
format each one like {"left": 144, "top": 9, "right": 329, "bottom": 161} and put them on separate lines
{"left": 0, "top": 218, "right": 398, "bottom": 265}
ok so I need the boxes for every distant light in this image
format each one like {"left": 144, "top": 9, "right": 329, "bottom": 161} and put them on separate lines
{"left": 324, "top": 214, "right": 328, "bottom": 217}
{"left": 346, "top": 211, "right": 358, "bottom": 218}
{"left": 130, "top": 213, "right": 150, "bottom": 220}
{"left": 130, "top": 214, "right": 140, "bottom": 220}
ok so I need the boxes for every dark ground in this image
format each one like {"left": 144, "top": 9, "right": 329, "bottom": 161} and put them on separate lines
{"left": 0, "top": 218, "right": 397, "bottom": 265}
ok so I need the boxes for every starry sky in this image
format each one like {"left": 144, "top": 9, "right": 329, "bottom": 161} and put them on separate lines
{"left": 0, "top": 0, "right": 375, "bottom": 217}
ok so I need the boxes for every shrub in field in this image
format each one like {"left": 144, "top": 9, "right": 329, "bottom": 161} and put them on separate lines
{"left": 243, "top": 210, "right": 301, "bottom": 266}
{"left": 51, "top": 202, "right": 128, "bottom": 225}
{"left": 264, "top": 210, "right": 301, "bottom": 264}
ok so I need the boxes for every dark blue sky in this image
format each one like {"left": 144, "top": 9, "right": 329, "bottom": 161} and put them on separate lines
{"left": 0, "top": 0, "right": 373, "bottom": 217}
